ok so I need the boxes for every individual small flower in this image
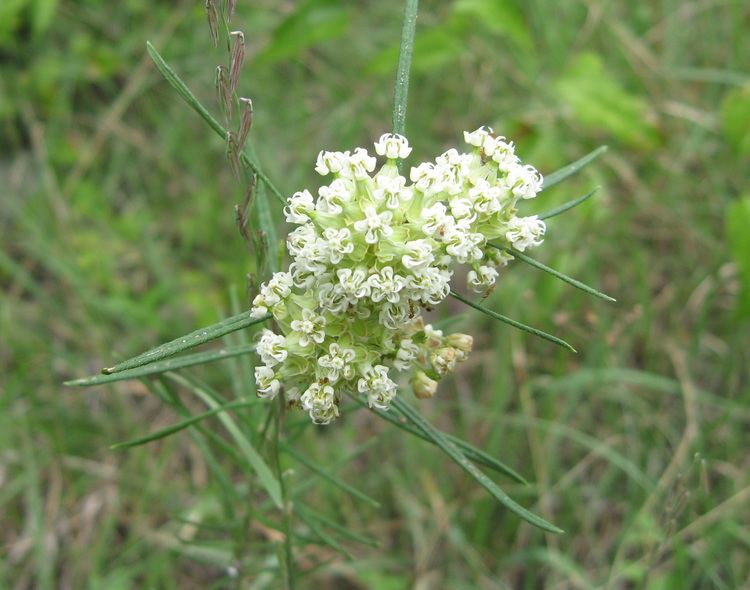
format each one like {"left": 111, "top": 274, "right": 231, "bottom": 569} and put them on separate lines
{"left": 373, "top": 174, "right": 413, "bottom": 210}
{"left": 251, "top": 272, "right": 293, "bottom": 316}
{"left": 393, "top": 338, "right": 420, "bottom": 371}
{"left": 357, "top": 365, "right": 397, "bottom": 409}
{"left": 317, "top": 343, "right": 356, "bottom": 383}
{"left": 301, "top": 382, "right": 339, "bottom": 424}
{"left": 317, "top": 178, "right": 354, "bottom": 214}
{"left": 505, "top": 215, "right": 546, "bottom": 251}
{"left": 444, "top": 333, "right": 473, "bottom": 361}
{"left": 337, "top": 267, "right": 371, "bottom": 300}
{"left": 507, "top": 163, "right": 543, "bottom": 200}
{"left": 468, "top": 265, "right": 499, "bottom": 293}
{"left": 368, "top": 266, "right": 406, "bottom": 304}
{"left": 374, "top": 133, "right": 412, "bottom": 159}
{"left": 257, "top": 329, "right": 287, "bottom": 368}
{"left": 401, "top": 239, "right": 435, "bottom": 270}
{"left": 315, "top": 150, "right": 348, "bottom": 176}
{"left": 290, "top": 309, "right": 326, "bottom": 347}
{"left": 464, "top": 126, "right": 494, "bottom": 148}
{"left": 353, "top": 205, "right": 394, "bottom": 244}
{"left": 322, "top": 227, "right": 354, "bottom": 263}
{"left": 420, "top": 202, "right": 454, "bottom": 236}
{"left": 284, "top": 190, "right": 315, "bottom": 225}
{"left": 444, "top": 226, "right": 485, "bottom": 264}
{"left": 255, "top": 366, "right": 280, "bottom": 399}
{"left": 412, "top": 371, "right": 438, "bottom": 399}
{"left": 431, "top": 347, "right": 457, "bottom": 376}
{"left": 407, "top": 266, "right": 451, "bottom": 306}
{"left": 344, "top": 147, "right": 377, "bottom": 180}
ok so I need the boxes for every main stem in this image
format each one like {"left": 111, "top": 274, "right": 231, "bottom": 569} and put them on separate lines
{"left": 392, "top": 0, "right": 419, "bottom": 138}
{"left": 274, "top": 396, "right": 295, "bottom": 589}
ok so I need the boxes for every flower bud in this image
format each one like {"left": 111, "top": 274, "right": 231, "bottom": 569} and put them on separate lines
{"left": 431, "top": 347, "right": 457, "bottom": 376}
{"left": 412, "top": 371, "right": 438, "bottom": 399}
{"left": 444, "top": 333, "right": 473, "bottom": 354}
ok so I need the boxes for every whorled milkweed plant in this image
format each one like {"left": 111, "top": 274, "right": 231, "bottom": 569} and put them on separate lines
{"left": 68, "top": 0, "right": 613, "bottom": 585}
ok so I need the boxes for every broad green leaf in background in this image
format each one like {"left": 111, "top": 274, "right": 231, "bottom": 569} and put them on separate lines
{"left": 555, "top": 53, "right": 661, "bottom": 150}
{"left": 453, "top": 0, "right": 532, "bottom": 50}
{"left": 726, "top": 196, "right": 750, "bottom": 319}
{"left": 721, "top": 85, "right": 750, "bottom": 157}
{"left": 255, "top": 0, "right": 350, "bottom": 65}
{"left": 31, "top": 0, "right": 58, "bottom": 36}
{"left": 368, "top": 24, "right": 465, "bottom": 76}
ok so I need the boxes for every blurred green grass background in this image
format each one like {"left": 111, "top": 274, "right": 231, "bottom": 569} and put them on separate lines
{"left": 1, "top": 0, "right": 749, "bottom": 588}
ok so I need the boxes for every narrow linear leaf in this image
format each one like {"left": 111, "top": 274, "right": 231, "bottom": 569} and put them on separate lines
{"left": 542, "top": 146, "right": 607, "bottom": 190}
{"left": 254, "top": 181, "right": 280, "bottom": 274}
{"left": 66, "top": 344, "right": 256, "bottom": 387}
{"left": 102, "top": 312, "right": 270, "bottom": 374}
{"left": 349, "top": 393, "right": 527, "bottom": 484}
{"left": 492, "top": 244, "right": 616, "bottom": 302}
{"left": 146, "top": 42, "right": 286, "bottom": 206}
{"left": 111, "top": 400, "right": 255, "bottom": 449}
{"left": 167, "top": 373, "right": 283, "bottom": 508}
{"left": 392, "top": 397, "right": 563, "bottom": 533}
{"left": 538, "top": 188, "right": 599, "bottom": 221}
{"left": 392, "top": 0, "right": 419, "bottom": 138}
{"left": 449, "top": 290, "right": 576, "bottom": 353}
{"left": 297, "top": 505, "right": 380, "bottom": 548}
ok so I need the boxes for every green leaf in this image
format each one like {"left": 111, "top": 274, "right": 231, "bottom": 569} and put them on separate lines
{"left": 453, "top": 0, "right": 532, "bottom": 49}
{"left": 542, "top": 147, "right": 607, "bottom": 190}
{"left": 254, "top": 181, "right": 280, "bottom": 275}
{"left": 31, "top": 0, "right": 58, "bottom": 36}
{"left": 391, "top": 397, "right": 563, "bottom": 533}
{"left": 66, "top": 344, "right": 256, "bottom": 387}
{"left": 449, "top": 290, "right": 576, "bottom": 352}
{"left": 349, "top": 393, "right": 527, "bottom": 484}
{"left": 296, "top": 508, "right": 353, "bottom": 560}
{"left": 256, "top": 2, "right": 351, "bottom": 65}
{"left": 101, "top": 311, "right": 270, "bottom": 374}
{"left": 726, "top": 196, "right": 750, "bottom": 319}
{"left": 111, "top": 400, "right": 255, "bottom": 449}
{"left": 392, "top": 0, "right": 419, "bottom": 138}
{"left": 282, "top": 443, "right": 381, "bottom": 508}
{"left": 370, "top": 24, "right": 465, "bottom": 77}
{"left": 721, "top": 84, "right": 750, "bottom": 156}
{"left": 555, "top": 53, "right": 660, "bottom": 149}
{"left": 492, "top": 245, "right": 616, "bottom": 302}
{"left": 297, "top": 505, "right": 380, "bottom": 548}
{"left": 146, "top": 42, "right": 286, "bottom": 206}
{"left": 168, "top": 374, "right": 283, "bottom": 509}
{"left": 538, "top": 188, "right": 599, "bottom": 220}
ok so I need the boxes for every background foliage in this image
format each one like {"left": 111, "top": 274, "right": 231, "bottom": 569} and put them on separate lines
{"left": 1, "top": 0, "right": 749, "bottom": 588}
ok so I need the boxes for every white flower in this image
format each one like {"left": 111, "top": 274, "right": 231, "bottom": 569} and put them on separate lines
{"left": 286, "top": 223, "right": 318, "bottom": 257}
{"left": 255, "top": 366, "right": 280, "bottom": 399}
{"left": 251, "top": 271, "right": 293, "bottom": 316}
{"left": 357, "top": 365, "right": 397, "bottom": 410}
{"left": 322, "top": 227, "right": 354, "bottom": 263}
{"left": 353, "top": 205, "right": 394, "bottom": 244}
{"left": 490, "top": 138, "right": 518, "bottom": 169}
{"left": 468, "top": 179, "right": 503, "bottom": 215}
{"left": 420, "top": 202, "right": 455, "bottom": 236}
{"left": 337, "top": 267, "right": 371, "bottom": 300}
{"left": 424, "top": 324, "right": 444, "bottom": 348}
{"left": 374, "top": 133, "right": 412, "bottom": 159}
{"left": 317, "top": 178, "right": 354, "bottom": 214}
{"left": 505, "top": 215, "right": 546, "bottom": 251}
{"left": 464, "top": 126, "right": 493, "bottom": 148}
{"left": 507, "top": 163, "right": 543, "bottom": 200}
{"left": 449, "top": 196, "right": 477, "bottom": 222}
{"left": 373, "top": 174, "right": 413, "bottom": 210}
{"left": 393, "top": 339, "right": 420, "bottom": 371}
{"left": 344, "top": 147, "right": 377, "bottom": 180}
{"left": 317, "top": 282, "right": 350, "bottom": 314}
{"left": 257, "top": 329, "right": 287, "bottom": 367}
{"left": 379, "top": 301, "right": 410, "bottom": 329}
{"left": 368, "top": 266, "right": 406, "bottom": 304}
{"left": 290, "top": 309, "right": 326, "bottom": 347}
{"left": 317, "top": 343, "right": 356, "bottom": 383}
{"left": 284, "top": 189, "right": 315, "bottom": 224}
{"left": 300, "top": 382, "right": 339, "bottom": 424}
{"left": 289, "top": 260, "right": 327, "bottom": 290}
{"left": 431, "top": 347, "right": 457, "bottom": 375}
{"left": 444, "top": 226, "right": 485, "bottom": 264}
{"left": 468, "top": 265, "right": 499, "bottom": 293}
{"left": 315, "top": 150, "right": 348, "bottom": 176}
{"left": 407, "top": 267, "right": 452, "bottom": 306}
{"left": 401, "top": 239, "right": 435, "bottom": 270}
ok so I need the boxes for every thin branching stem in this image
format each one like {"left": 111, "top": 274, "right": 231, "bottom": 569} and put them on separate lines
{"left": 274, "top": 395, "right": 295, "bottom": 589}
{"left": 392, "top": 0, "right": 419, "bottom": 139}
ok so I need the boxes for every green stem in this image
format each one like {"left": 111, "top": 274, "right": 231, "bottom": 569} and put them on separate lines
{"left": 392, "top": 0, "right": 419, "bottom": 138}
{"left": 274, "top": 396, "right": 295, "bottom": 589}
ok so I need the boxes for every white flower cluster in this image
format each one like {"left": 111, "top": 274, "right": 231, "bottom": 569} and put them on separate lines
{"left": 252, "top": 128, "right": 546, "bottom": 424}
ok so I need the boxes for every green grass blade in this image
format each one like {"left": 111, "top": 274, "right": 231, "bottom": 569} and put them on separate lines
{"left": 392, "top": 0, "right": 419, "bottom": 138}
{"left": 146, "top": 41, "right": 285, "bottom": 206}
{"left": 297, "top": 505, "right": 380, "bottom": 548}
{"left": 66, "top": 344, "right": 256, "bottom": 386}
{"left": 537, "top": 188, "right": 599, "bottom": 221}
{"left": 111, "top": 400, "right": 255, "bottom": 449}
{"left": 391, "top": 397, "right": 563, "bottom": 533}
{"left": 281, "top": 443, "right": 380, "bottom": 508}
{"left": 167, "top": 373, "right": 283, "bottom": 508}
{"left": 449, "top": 290, "right": 576, "bottom": 353}
{"left": 542, "top": 146, "right": 607, "bottom": 190}
{"left": 254, "top": 181, "right": 280, "bottom": 274}
{"left": 102, "top": 312, "right": 270, "bottom": 374}
{"left": 296, "top": 508, "right": 353, "bottom": 560}
{"left": 348, "top": 393, "right": 527, "bottom": 484}
{"left": 492, "top": 245, "right": 616, "bottom": 302}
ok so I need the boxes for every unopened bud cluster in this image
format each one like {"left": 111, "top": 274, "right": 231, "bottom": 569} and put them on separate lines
{"left": 252, "top": 128, "right": 546, "bottom": 424}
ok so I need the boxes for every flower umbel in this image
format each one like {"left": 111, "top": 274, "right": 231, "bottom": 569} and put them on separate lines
{"left": 253, "top": 129, "right": 546, "bottom": 424}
